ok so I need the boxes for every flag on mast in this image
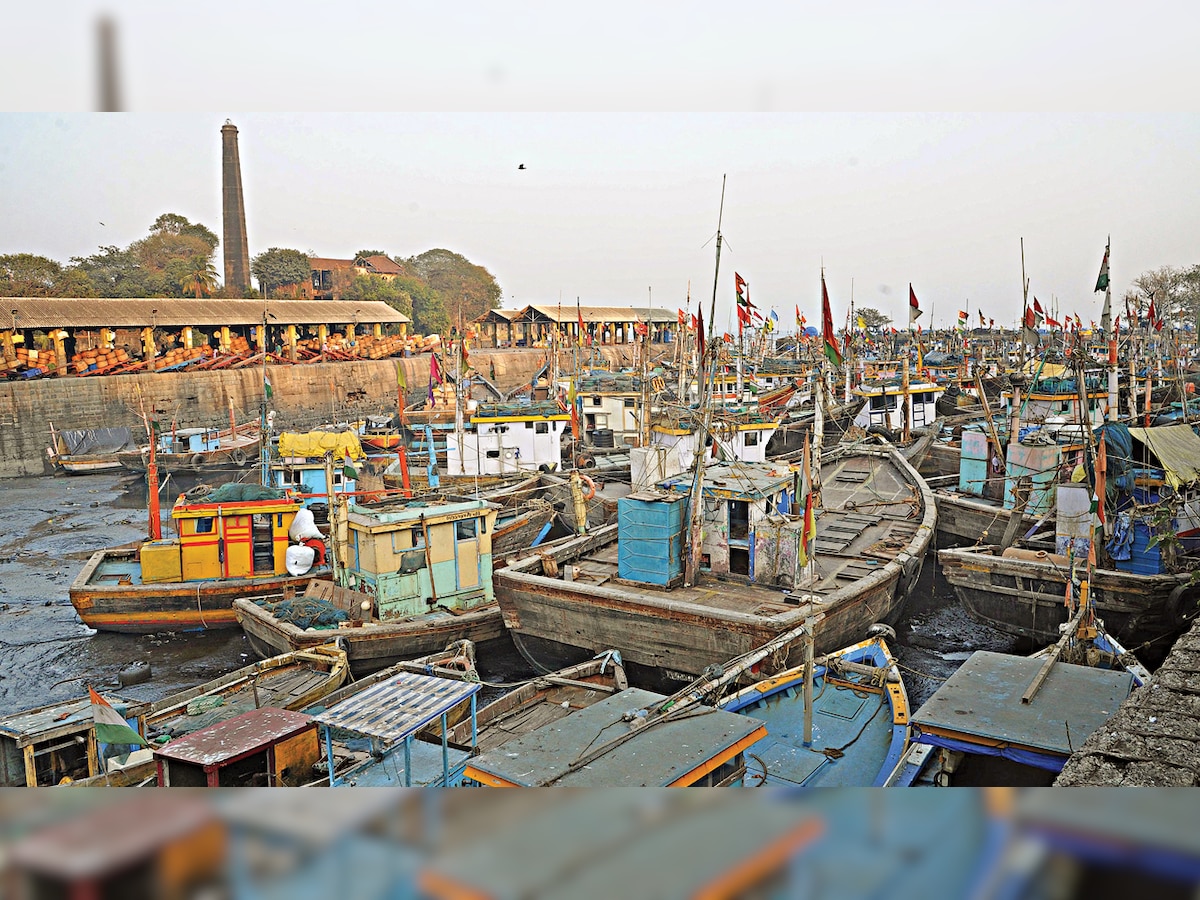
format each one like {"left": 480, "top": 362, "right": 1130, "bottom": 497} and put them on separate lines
{"left": 1095, "top": 242, "right": 1110, "bottom": 292}
{"left": 89, "top": 686, "right": 148, "bottom": 748}
{"left": 908, "top": 285, "right": 922, "bottom": 326}
{"left": 821, "top": 274, "right": 842, "bottom": 367}
{"left": 797, "top": 433, "right": 818, "bottom": 569}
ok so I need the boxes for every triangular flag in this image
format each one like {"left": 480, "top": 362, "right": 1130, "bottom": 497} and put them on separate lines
{"left": 908, "top": 285, "right": 922, "bottom": 324}
{"left": 822, "top": 275, "right": 842, "bottom": 366}
{"left": 89, "top": 686, "right": 148, "bottom": 748}
{"left": 1095, "top": 243, "right": 1110, "bottom": 292}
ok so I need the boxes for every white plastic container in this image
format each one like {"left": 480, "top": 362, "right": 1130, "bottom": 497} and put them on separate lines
{"left": 289, "top": 507, "right": 322, "bottom": 541}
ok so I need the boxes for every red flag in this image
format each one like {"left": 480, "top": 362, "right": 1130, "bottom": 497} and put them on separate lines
{"left": 690, "top": 314, "right": 698, "bottom": 332}
{"left": 1046, "top": 316, "right": 1060, "bottom": 329}
{"left": 735, "top": 272, "right": 748, "bottom": 296}
{"left": 795, "top": 304, "right": 803, "bottom": 329}
{"left": 678, "top": 308, "right": 686, "bottom": 327}
{"left": 908, "top": 285, "right": 922, "bottom": 324}
{"left": 1033, "top": 297, "right": 1044, "bottom": 314}
{"left": 696, "top": 306, "right": 706, "bottom": 366}
{"left": 577, "top": 303, "right": 588, "bottom": 346}
{"left": 1148, "top": 297, "right": 1157, "bottom": 324}
{"left": 821, "top": 275, "right": 842, "bottom": 366}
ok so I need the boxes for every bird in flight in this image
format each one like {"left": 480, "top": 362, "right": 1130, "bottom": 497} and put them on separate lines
{"left": 517, "top": 164, "right": 525, "bottom": 170}
{"left": 99, "top": 221, "right": 106, "bottom": 226}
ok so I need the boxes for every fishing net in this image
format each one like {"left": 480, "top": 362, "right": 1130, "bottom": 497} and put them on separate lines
{"left": 260, "top": 596, "right": 347, "bottom": 630}
{"left": 201, "top": 483, "right": 289, "bottom": 503}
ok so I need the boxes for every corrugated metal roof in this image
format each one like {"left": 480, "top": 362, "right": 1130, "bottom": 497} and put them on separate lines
{"left": 360, "top": 255, "right": 405, "bottom": 275}
{"left": 311, "top": 671, "right": 480, "bottom": 743}
{"left": 1, "top": 298, "right": 409, "bottom": 328}
{"left": 308, "top": 257, "right": 354, "bottom": 269}
{"left": 473, "top": 308, "right": 525, "bottom": 323}
{"left": 1128, "top": 424, "right": 1200, "bottom": 489}
{"left": 521, "top": 305, "right": 678, "bottom": 324}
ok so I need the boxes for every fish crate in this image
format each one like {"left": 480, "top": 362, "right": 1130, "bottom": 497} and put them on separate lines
{"left": 1113, "top": 521, "right": 1165, "bottom": 576}
{"left": 616, "top": 492, "right": 685, "bottom": 587}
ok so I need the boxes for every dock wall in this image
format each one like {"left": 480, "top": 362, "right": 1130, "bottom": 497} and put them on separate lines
{"left": 0, "top": 346, "right": 641, "bottom": 478}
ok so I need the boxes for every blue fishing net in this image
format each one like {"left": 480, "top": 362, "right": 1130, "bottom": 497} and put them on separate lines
{"left": 262, "top": 596, "right": 347, "bottom": 630}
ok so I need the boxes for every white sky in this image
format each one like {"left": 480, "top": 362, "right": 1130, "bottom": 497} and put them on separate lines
{"left": 1, "top": 3, "right": 1198, "bottom": 330}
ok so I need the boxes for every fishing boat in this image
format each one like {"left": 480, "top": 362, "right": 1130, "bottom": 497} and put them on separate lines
{"left": 117, "top": 421, "right": 260, "bottom": 473}
{"left": 69, "top": 483, "right": 331, "bottom": 633}
{"left": 441, "top": 651, "right": 628, "bottom": 751}
{"left": 496, "top": 438, "right": 934, "bottom": 692}
{"left": 235, "top": 496, "right": 507, "bottom": 675}
{"left": 718, "top": 635, "right": 910, "bottom": 787}
{"left": 0, "top": 644, "right": 348, "bottom": 787}
{"left": 939, "top": 422, "right": 1200, "bottom": 647}
{"left": 45, "top": 424, "right": 136, "bottom": 474}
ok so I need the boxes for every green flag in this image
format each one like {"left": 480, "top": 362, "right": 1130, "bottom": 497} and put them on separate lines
{"left": 396, "top": 361, "right": 407, "bottom": 391}
{"left": 90, "top": 686, "right": 148, "bottom": 748}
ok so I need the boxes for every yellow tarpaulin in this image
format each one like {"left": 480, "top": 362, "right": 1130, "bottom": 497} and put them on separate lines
{"left": 1021, "top": 360, "right": 1069, "bottom": 379}
{"left": 1127, "top": 424, "right": 1200, "bottom": 489}
{"left": 277, "top": 430, "right": 365, "bottom": 461}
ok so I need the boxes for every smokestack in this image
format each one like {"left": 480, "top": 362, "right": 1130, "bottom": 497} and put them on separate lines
{"left": 220, "top": 121, "right": 251, "bottom": 294}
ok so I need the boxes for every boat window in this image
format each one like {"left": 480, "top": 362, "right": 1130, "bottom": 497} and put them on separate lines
{"left": 456, "top": 518, "right": 478, "bottom": 540}
{"left": 486, "top": 450, "right": 500, "bottom": 459}
{"left": 624, "top": 399, "right": 636, "bottom": 407}
{"left": 535, "top": 422, "right": 549, "bottom": 434}
{"left": 591, "top": 396, "right": 602, "bottom": 406}
{"left": 525, "top": 421, "right": 534, "bottom": 429}
{"left": 744, "top": 430, "right": 759, "bottom": 446}
{"left": 195, "top": 517, "right": 214, "bottom": 534}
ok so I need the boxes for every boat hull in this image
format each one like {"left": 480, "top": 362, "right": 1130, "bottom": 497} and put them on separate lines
{"left": 69, "top": 548, "right": 328, "bottom": 633}
{"left": 234, "top": 596, "right": 508, "bottom": 676}
{"left": 497, "top": 444, "right": 935, "bottom": 693}
{"left": 933, "top": 491, "right": 1042, "bottom": 548}
{"left": 939, "top": 545, "right": 1200, "bottom": 649}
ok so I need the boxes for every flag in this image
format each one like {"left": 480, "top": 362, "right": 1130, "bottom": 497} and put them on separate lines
{"left": 577, "top": 300, "right": 587, "bottom": 347}
{"left": 978, "top": 310, "right": 986, "bottom": 326}
{"left": 821, "top": 274, "right": 842, "bottom": 367}
{"left": 856, "top": 315, "right": 866, "bottom": 330}
{"left": 678, "top": 308, "right": 686, "bottom": 327}
{"left": 1148, "top": 296, "right": 1157, "bottom": 330}
{"left": 691, "top": 314, "right": 699, "bottom": 333}
{"left": 957, "top": 310, "right": 968, "bottom": 330}
{"left": 1033, "top": 297, "right": 1045, "bottom": 326}
{"left": 396, "top": 361, "right": 407, "bottom": 392}
{"left": 797, "top": 434, "right": 818, "bottom": 569}
{"left": 796, "top": 305, "right": 803, "bottom": 329}
{"left": 889, "top": 326, "right": 897, "bottom": 334}
{"left": 1023, "top": 306, "right": 1040, "bottom": 348}
{"left": 1095, "top": 242, "right": 1110, "bottom": 292}
{"left": 460, "top": 337, "right": 470, "bottom": 368}
{"left": 908, "top": 285, "right": 922, "bottom": 325}
{"left": 263, "top": 375, "right": 273, "bottom": 401}
{"left": 989, "top": 318, "right": 994, "bottom": 329}
{"left": 89, "top": 686, "right": 148, "bottom": 748}
{"left": 769, "top": 309, "right": 779, "bottom": 323}
{"left": 1046, "top": 315, "right": 1060, "bottom": 329}
{"left": 429, "top": 352, "right": 443, "bottom": 402}
{"left": 696, "top": 306, "right": 706, "bottom": 367}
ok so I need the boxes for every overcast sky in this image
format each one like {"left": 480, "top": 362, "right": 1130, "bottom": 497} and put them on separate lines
{"left": 2, "top": 4, "right": 1198, "bottom": 331}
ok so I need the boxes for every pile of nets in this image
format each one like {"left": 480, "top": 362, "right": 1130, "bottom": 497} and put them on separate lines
{"left": 261, "top": 595, "right": 347, "bottom": 630}
{"left": 204, "top": 483, "right": 288, "bottom": 503}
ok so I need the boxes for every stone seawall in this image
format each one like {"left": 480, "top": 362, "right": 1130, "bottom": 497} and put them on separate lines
{"left": 0, "top": 346, "right": 641, "bottom": 478}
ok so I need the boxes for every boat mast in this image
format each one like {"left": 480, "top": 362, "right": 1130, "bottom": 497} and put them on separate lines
{"left": 684, "top": 175, "right": 725, "bottom": 587}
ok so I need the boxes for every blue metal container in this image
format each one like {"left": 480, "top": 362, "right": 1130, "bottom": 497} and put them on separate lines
{"left": 617, "top": 492, "right": 686, "bottom": 586}
{"left": 1114, "top": 521, "right": 1164, "bottom": 575}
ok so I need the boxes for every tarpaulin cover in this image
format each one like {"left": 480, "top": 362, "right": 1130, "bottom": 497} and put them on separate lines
{"left": 58, "top": 427, "right": 136, "bottom": 456}
{"left": 1127, "top": 424, "right": 1200, "bottom": 489}
{"left": 202, "top": 483, "right": 288, "bottom": 503}
{"left": 277, "top": 431, "right": 365, "bottom": 461}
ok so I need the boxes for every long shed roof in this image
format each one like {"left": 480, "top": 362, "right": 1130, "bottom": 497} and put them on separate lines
{"left": 520, "top": 305, "right": 678, "bottom": 324}
{"left": 1, "top": 298, "right": 409, "bottom": 328}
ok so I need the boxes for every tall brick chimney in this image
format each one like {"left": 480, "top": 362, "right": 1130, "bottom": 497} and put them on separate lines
{"left": 220, "top": 120, "right": 251, "bottom": 294}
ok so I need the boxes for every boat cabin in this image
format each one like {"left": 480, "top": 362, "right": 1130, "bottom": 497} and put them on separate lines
{"left": 1000, "top": 374, "right": 1109, "bottom": 428}
{"left": 140, "top": 487, "right": 307, "bottom": 584}
{"left": 270, "top": 460, "right": 356, "bottom": 510}
{"left": 463, "top": 686, "right": 767, "bottom": 786}
{"left": 444, "top": 401, "right": 568, "bottom": 476}
{"left": 0, "top": 694, "right": 147, "bottom": 787}
{"left": 853, "top": 378, "right": 942, "bottom": 432}
{"left": 657, "top": 462, "right": 796, "bottom": 578}
{"left": 342, "top": 498, "right": 498, "bottom": 620}
{"left": 154, "top": 707, "right": 319, "bottom": 787}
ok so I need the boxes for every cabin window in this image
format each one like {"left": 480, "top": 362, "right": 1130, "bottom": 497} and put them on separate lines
{"left": 456, "top": 518, "right": 478, "bottom": 540}
{"left": 624, "top": 399, "right": 636, "bottom": 408}
{"left": 535, "top": 422, "right": 549, "bottom": 434}
{"left": 276, "top": 514, "right": 284, "bottom": 529}
{"left": 525, "top": 421, "right": 534, "bottom": 429}
{"left": 486, "top": 450, "right": 501, "bottom": 459}
{"left": 591, "top": 396, "right": 602, "bottom": 406}
{"left": 744, "top": 430, "right": 759, "bottom": 446}
{"left": 392, "top": 528, "right": 425, "bottom": 553}
{"left": 195, "top": 517, "right": 214, "bottom": 534}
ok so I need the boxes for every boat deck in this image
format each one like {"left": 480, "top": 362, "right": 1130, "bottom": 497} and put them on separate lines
{"left": 88, "top": 555, "right": 145, "bottom": 586}
{"left": 564, "top": 451, "right": 921, "bottom": 609}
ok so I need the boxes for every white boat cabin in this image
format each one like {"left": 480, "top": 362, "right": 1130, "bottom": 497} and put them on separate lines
{"left": 444, "top": 403, "right": 568, "bottom": 476}
{"left": 853, "top": 379, "right": 942, "bottom": 432}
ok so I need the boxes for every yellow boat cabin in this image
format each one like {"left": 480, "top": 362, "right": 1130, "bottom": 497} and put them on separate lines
{"left": 143, "top": 487, "right": 308, "bottom": 584}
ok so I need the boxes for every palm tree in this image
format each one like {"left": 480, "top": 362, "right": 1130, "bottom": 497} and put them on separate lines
{"left": 179, "top": 255, "right": 219, "bottom": 298}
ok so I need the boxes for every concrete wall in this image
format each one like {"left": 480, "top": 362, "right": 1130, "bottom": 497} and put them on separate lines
{"left": 0, "top": 346, "right": 643, "bottom": 478}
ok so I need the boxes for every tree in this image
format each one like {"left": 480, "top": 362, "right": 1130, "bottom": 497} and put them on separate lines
{"left": 179, "top": 255, "right": 219, "bottom": 298}
{"left": 405, "top": 249, "right": 501, "bottom": 332}
{"left": 856, "top": 306, "right": 892, "bottom": 330}
{"left": 1132, "top": 264, "right": 1200, "bottom": 329}
{"left": 343, "top": 273, "right": 413, "bottom": 316}
{"left": 251, "top": 248, "right": 310, "bottom": 297}
{"left": 150, "top": 212, "right": 219, "bottom": 251}
{"left": 67, "top": 246, "right": 148, "bottom": 297}
{"left": 0, "top": 253, "right": 63, "bottom": 295}
{"left": 354, "top": 249, "right": 391, "bottom": 261}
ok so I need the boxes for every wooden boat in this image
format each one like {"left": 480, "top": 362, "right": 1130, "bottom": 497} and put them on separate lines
{"left": 117, "top": 422, "right": 260, "bottom": 473}
{"left": 718, "top": 635, "right": 910, "bottom": 787}
{"left": 69, "top": 484, "right": 330, "bottom": 633}
{"left": 235, "top": 497, "right": 507, "bottom": 675}
{"left": 45, "top": 424, "right": 135, "bottom": 474}
{"left": 0, "top": 644, "right": 348, "bottom": 787}
{"left": 496, "top": 439, "right": 935, "bottom": 691}
{"left": 766, "top": 395, "right": 865, "bottom": 456}
{"left": 887, "top": 596, "right": 1149, "bottom": 787}
{"left": 441, "top": 651, "right": 629, "bottom": 751}
{"left": 939, "top": 543, "right": 1198, "bottom": 649}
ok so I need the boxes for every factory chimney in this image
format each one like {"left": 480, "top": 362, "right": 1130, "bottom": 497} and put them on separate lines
{"left": 220, "top": 120, "right": 251, "bottom": 294}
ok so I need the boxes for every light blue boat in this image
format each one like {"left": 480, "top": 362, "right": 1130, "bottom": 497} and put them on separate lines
{"left": 718, "top": 635, "right": 910, "bottom": 787}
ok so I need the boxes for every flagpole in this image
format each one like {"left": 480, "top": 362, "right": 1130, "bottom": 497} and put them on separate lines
{"left": 685, "top": 175, "right": 725, "bottom": 588}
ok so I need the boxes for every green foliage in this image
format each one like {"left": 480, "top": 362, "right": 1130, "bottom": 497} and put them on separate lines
{"left": 178, "top": 255, "right": 219, "bottom": 298}
{"left": 0, "top": 253, "right": 63, "bottom": 295}
{"left": 251, "top": 248, "right": 310, "bottom": 297}
{"left": 343, "top": 273, "right": 412, "bottom": 315}
{"left": 67, "top": 245, "right": 148, "bottom": 297}
{"left": 1133, "top": 264, "right": 1200, "bottom": 327}
{"left": 856, "top": 307, "right": 892, "bottom": 329}
{"left": 354, "top": 250, "right": 390, "bottom": 261}
{"left": 405, "top": 249, "right": 501, "bottom": 331}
